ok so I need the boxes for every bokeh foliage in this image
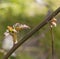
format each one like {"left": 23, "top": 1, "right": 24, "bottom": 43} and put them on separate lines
{"left": 0, "top": 0, "right": 60, "bottom": 59}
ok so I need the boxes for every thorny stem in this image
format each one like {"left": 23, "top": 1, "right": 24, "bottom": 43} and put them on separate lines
{"left": 4, "top": 7, "right": 60, "bottom": 59}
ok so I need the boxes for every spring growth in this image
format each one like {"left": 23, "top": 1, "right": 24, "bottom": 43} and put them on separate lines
{"left": 50, "top": 18, "right": 57, "bottom": 27}
{"left": 13, "top": 23, "right": 30, "bottom": 31}
{"left": 7, "top": 23, "right": 30, "bottom": 45}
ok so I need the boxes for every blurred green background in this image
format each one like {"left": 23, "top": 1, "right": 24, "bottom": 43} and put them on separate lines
{"left": 0, "top": 0, "right": 60, "bottom": 59}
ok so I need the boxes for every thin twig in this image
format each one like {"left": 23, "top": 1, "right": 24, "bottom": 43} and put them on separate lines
{"left": 50, "top": 27, "right": 55, "bottom": 59}
{"left": 4, "top": 7, "right": 60, "bottom": 59}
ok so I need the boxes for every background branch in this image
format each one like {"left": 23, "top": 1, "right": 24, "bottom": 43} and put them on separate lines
{"left": 4, "top": 7, "right": 60, "bottom": 59}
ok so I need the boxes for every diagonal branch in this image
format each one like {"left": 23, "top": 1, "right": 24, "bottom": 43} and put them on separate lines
{"left": 4, "top": 7, "right": 60, "bottom": 59}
